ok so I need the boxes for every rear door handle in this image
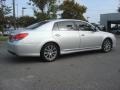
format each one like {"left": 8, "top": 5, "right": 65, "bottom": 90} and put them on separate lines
{"left": 55, "top": 34, "right": 61, "bottom": 37}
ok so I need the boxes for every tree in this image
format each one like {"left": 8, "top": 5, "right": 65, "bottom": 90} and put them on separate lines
{"left": 0, "top": 6, "right": 11, "bottom": 23}
{"left": 4, "top": 16, "right": 14, "bottom": 27}
{"left": 3, "top": 6, "right": 11, "bottom": 15}
{"left": 34, "top": 10, "right": 49, "bottom": 21}
{"left": 60, "top": 0, "right": 87, "bottom": 20}
{"left": 29, "top": 0, "right": 57, "bottom": 21}
{"left": 29, "top": 0, "right": 49, "bottom": 13}
{"left": 47, "top": 0, "right": 57, "bottom": 19}
{"left": 0, "top": 5, "right": 12, "bottom": 32}
{"left": 17, "top": 16, "right": 36, "bottom": 27}
{"left": 0, "top": 8, "right": 4, "bottom": 32}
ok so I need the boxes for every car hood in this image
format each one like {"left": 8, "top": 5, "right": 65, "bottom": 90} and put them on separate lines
{"left": 99, "top": 31, "right": 114, "bottom": 37}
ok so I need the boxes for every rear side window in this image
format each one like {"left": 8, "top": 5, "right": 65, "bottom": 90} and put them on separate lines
{"left": 26, "top": 21, "right": 49, "bottom": 29}
{"left": 57, "top": 21, "right": 76, "bottom": 31}
{"left": 53, "top": 22, "right": 59, "bottom": 31}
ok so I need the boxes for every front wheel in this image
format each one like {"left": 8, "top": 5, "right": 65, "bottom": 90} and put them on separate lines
{"left": 41, "top": 43, "right": 59, "bottom": 62}
{"left": 102, "top": 39, "right": 112, "bottom": 53}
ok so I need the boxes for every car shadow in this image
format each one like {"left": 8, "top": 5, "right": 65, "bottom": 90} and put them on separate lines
{"left": 58, "top": 50, "right": 102, "bottom": 60}
{"left": 7, "top": 56, "right": 44, "bottom": 64}
{"left": 7, "top": 50, "right": 103, "bottom": 64}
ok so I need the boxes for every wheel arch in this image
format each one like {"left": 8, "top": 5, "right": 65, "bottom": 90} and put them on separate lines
{"left": 102, "top": 37, "right": 113, "bottom": 48}
{"left": 40, "top": 41, "right": 60, "bottom": 55}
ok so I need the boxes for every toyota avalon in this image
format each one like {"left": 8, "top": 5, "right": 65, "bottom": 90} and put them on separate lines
{"left": 8, "top": 19, "right": 116, "bottom": 62}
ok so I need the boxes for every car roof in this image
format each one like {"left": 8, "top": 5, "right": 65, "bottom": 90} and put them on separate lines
{"left": 46, "top": 19, "right": 86, "bottom": 23}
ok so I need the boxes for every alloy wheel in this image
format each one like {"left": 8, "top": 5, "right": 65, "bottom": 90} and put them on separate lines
{"left": 41, "top": 43, "right": 58, "bottom": 62}
{"left": 102, "top": 39, "right": 112, "bottom": 52}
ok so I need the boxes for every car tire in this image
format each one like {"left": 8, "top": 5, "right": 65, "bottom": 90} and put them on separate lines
{"left": 102, "top": 39, "right": 112, "bottom": 53}
{"left": 41, "top": 43, "right": 59, "bottom": 62}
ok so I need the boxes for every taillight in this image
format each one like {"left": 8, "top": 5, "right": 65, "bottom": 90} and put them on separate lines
{"left": 9, "top": 33, "right": 28, "bottom": 41}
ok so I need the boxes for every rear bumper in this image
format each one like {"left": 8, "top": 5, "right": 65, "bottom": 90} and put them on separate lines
{"left": 7, "top": 41, "right": 40, "bottom": 57}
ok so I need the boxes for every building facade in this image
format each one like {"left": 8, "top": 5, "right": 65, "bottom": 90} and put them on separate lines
{"left": 100, "top": 13, "right": 120, "bottom": 32}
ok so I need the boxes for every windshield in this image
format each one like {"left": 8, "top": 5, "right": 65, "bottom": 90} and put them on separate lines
{"left": 26, "top": 21, "right": 49, "bottom": 29}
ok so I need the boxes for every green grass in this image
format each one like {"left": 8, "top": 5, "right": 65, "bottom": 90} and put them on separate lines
{"left": 0, "top": 36, "right": 8, "bottom": 41}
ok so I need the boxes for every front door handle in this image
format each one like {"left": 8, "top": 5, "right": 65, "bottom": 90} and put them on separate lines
{"left": 81, "top": 34, "right": 85, "bottom": 36}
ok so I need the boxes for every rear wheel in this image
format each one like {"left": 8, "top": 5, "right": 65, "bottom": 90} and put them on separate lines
{"left": 41, "top": 43, "right": 59, "bottom": 62}
{"left": 102, "top": 39, "right": 112, "bottom": 53}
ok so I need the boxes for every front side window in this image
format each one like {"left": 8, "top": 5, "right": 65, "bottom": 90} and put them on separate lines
{"left": 57, "top": 21, "right": 76, "bottom": 31}
{"left": 76, "top": 21, "right": 95, "bottom": 31}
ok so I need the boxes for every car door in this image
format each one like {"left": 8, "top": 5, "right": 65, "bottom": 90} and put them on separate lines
{"left": 75, "top": 21, "right": 102, "bottom": 49}
{"left": 52, "top": 21, "right": 80, "bottom": 51}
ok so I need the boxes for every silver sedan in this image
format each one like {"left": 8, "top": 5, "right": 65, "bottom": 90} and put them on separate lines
{"left": 8, "top": 19, "right": 116, "bottom": 62}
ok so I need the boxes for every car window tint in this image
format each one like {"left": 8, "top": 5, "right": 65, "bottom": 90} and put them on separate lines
{"left": 58, "top": 21, "right": 76, "bottom": 31}
{"left": 26, "top": 21, "right": 49, "bottom": 29}
{"left": 76, "top": 21, "right": 94, "bottom": 31}
{"left": 53, "top": 22, "right": 59, "bottom": 31}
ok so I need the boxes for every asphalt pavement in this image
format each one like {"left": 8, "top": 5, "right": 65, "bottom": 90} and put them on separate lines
{"left": 0, "top": 36, "right": 120, "bottom": 90}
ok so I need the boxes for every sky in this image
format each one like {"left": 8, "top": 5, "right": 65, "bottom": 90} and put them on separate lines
{"left": 6, "top": 0, "right": 118, "bottom": 23}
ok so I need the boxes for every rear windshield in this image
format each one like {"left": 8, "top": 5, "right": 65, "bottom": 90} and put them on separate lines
{"left": 26, "top": 21, "right": 49, "bottom": 29}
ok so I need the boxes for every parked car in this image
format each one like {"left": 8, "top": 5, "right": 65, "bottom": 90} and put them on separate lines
{"left": 91, "top": 23, "right": 105, "bottom": 31}
{"left": 0, "top": 31, "right": 3, "bottom": 36}
{"left": 3, "top": 28, "right": 14, "bottom": 36}
{"left": 8, "top": 19, "right": 116, "bottom": 62}
{"left": 3, "top": 30, "right": 10, "bottom": 36}
{"left": 110, "top": 30, "right": 120, "bottom": 35}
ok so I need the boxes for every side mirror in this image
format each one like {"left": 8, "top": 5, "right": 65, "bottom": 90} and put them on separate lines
{"left": 94, "top": 27, "right": 97, "bottom": 32}
{"left": 93, "top": 26, "right": 99, "bottom": 32}
{"left": 90, "top": 27, "right": 96, "bottom": 32}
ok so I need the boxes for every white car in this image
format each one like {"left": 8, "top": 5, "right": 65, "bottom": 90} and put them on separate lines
{"left": 0, "top": 31, "right": 2, "bottom": 36}
{"left": 8, "top": 19, "right": 116, "bottom": 62}
{"left": 3, "top": 30, "right": 10, "bottom": 36}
